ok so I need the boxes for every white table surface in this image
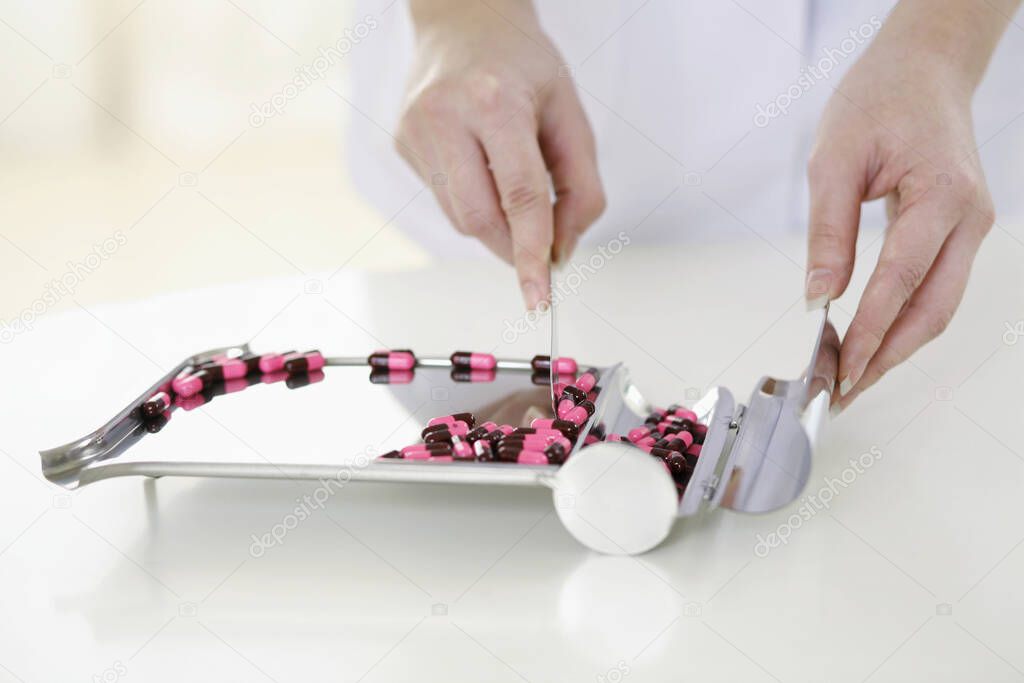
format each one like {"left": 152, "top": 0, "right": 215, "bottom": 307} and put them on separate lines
{"left": 2, "top": 232, "right": 1023, "bottom": 683}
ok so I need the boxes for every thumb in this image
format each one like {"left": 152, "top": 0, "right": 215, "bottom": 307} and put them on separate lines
{"left": 805, "top": 148, "right": 866, "bottom": 308}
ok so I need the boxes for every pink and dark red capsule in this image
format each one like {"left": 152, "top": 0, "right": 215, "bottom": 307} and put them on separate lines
{"left": 450, "top": 351, "right": 497, "bottom": 370}
{"left": 368, "top": 349, "right": 416, "bottom": 371}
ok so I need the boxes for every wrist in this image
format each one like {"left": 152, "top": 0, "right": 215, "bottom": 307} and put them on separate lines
{"left": 875, "top": 0, "right": 1021, "bottom": 94}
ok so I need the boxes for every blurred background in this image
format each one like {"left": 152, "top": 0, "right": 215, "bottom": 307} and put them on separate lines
{"left": 0, "top": 0, "right": 426, "bottom": 320}
{"left": 3, "top": 0, "right": 1024, "bottom": 329}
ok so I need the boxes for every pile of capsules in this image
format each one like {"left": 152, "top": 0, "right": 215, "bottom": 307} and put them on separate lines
{"left": 378, "top": 368, "right": 708, "bottom": 496}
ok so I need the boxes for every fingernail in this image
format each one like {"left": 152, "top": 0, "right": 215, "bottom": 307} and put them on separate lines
{"left": 522, "top": 281, "right": 542, "bottom": 310}
{"left": 830, "top": 403, "right": 843, "bottom": 418}
{"left": 805, "top": 268, "right": 832, "bottom": 311}
{"left": 838, "top": 362, "right": 863, "bottom": 397}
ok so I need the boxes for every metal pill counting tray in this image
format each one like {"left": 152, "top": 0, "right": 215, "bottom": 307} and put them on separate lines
{"left": 40, "top": 308, "right": 837, "bottom": 555}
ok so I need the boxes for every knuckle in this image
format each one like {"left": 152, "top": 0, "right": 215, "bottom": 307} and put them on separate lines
{"left": 879, "top": 257, "right": 928, "bottom": 300}
{"left": 454, "top": 205, "right": 497, "bottom": 238}
{"left": 925, "top": 307, "right": 955, "bottom": 339}
{"left": 410, "top": 82, "right": 453, "bottom": 118}
{"left": 500, "top": 179, "right": 546, "bottom": 218}
{"left": 583, "top": 184, "right": 607, "bottom": 224}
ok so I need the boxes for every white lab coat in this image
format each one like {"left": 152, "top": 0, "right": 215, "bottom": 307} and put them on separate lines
{"left": 345, "top": 1, "right": 1024, "bottom": 256}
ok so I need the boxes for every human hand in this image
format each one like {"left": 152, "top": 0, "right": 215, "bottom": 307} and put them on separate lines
{"left": 397, "top": 0, "right": 605, "bottom": 309}
{"left": 805, "top": 0, "right": 1010, "bottom": 413}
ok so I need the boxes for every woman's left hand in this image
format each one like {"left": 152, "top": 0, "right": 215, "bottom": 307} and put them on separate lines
{"left": 804, "top": 0, "right": 1009, "bottom": 413}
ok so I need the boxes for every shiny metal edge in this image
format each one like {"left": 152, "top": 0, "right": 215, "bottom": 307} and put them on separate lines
{"left": 40, "top": 343, "right": 251, "bottom": 488}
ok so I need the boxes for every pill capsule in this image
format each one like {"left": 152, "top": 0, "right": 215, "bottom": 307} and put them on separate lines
{"left": 666, "top": 453, "right": 690, "bottom": 480}
{"left": 173, "top": 369, "right": 210, "bottom": 398}
{"left": 605, "top": 433, "right": 627, "bottom": 442}
{"left": 563, "top": 400, "right": 595, "bottom": 426}
{"left": 428, "top": 413, "right": 476, "bottom": 428}
{"left": 502, "top": 434, "right": 572, "bottom": 452}
{"left": 628, "top": 426, "right": 654, "bottom": 442}
{"left": 401, "top": 442, "right": 451, "bottom": 455}
{"left": 552, "top": 382, "right": 568, "bottom": 398}
{"left": 465, "top": 422, "right": 498, "bottom": 443}
{"left": 636, "top": 435, "right": 658, "bottom": 448}
{"left": 517, "top": 451, "right": 549, "bottom": 465}
{"left": 452, "top": 439, "right": 474, "bottom": 460}
{"left": 141, "top": 391, "right": 171, "bottom": 418}
{"left": 530, "top": 355, "right": 578, "bottom": 375}
{"left": 556, "top": 398, "right": 576, "bottom": 419}
{"left": 368, "top": 369, "right": 414, "bottom": 384}
{"left": 574, "top": 372, "right": 598, "bottom": 393}
{"left": 144, "top": 413, "right": 170, "bottom": 433}
{"left": 379, "top": 450, "right": 403, "bottom": 459}
{"left": 404, "top": 450, "right": 432, "bottom": 460}
{"left": 473, "top": 439, "right": 494, "bottom": 461}
{"left": 669, "top": 407, "right": 699, "bottom": 423}
{"left": 559, "top": 385, "right": 587, "bottom": 405}
{"left": 449, "top": 351, "right": 497, "bottom": 370}
{"left": 422, "top": 421, "right": 469, "bottom": 439}
{"left": 258, "top": 350, "right": 297, "bottom": 373}
{"left": 691, "top": 424, "right": 708, "bottom": 444}
{"left": 367, "top": 350, "right": 416, "bottom": 371}
{"left": 451, "top": 368, "right": 496, "bottom": 383}
{"left": 686, "top": 444, "right": 702, "bottom": 457}
{"left": 583, "top": 434, "right": 600, "bottom": 446}
{"left": 284, "top": 350, "right": 326, "bottom": 374}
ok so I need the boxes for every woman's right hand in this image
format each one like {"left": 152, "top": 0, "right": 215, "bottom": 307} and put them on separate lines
{"left": 397, "top": 0, "right": 605, "bottom": 310}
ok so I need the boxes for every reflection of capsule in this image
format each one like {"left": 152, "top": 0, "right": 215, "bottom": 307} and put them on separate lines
{"left": 141, "top": 391, "right": 171, "bottom": 418}
{"left": 286, "top": 370, "right": 325, "bottom": 390}
{"left": 451, "top": 367, "right": 496, "bottom": 383}
{"left": 449, "top": 351, "right": 497, "bottom": 370}
{"left": 261, "top": 370, "right": 290, "bottom": 385}
{"left": 531, "top": 370, "right": 551, "bottom": 386}
{"left": 367, "top": 349, "right": 416, "bottom": 371}
{"left": 284, "top": 350, "right": 326, "bottom": 374}
{"left": 368, "top": 369, "right": 414, "bottom": 384}
{"left": 175, "top": 393, "right": 207, "bottom": 411}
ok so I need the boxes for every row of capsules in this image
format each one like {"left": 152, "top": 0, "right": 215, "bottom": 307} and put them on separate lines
{"left": 368, "top": 349, "right": 576, "bottom": 386}
{"left": 378, "top": 362, "right": 598, "bottom": 466}
{"left": 136, "top": 350, "right": 328, "bottom": 433}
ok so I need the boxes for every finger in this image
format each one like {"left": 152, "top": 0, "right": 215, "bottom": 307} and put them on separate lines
{"left": 832, "top": 218, "right": 983, "bottom": 413}
{"left": 838, "top": 188, "right": 962, "bottom": 394}
{"left": 805, "top": 146, "right": 867, "bottom": 307}
{"left": 479, "top": 113, "right": 554, "bottom": 310}
{"left": 538, "top": 84, "right": 605, "bottom": 264}
{"left": 396, "top": 112, "right": 464, "bottom": 228}
{"left": 431, "top": 125, "right": 515, "bottom": 263}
